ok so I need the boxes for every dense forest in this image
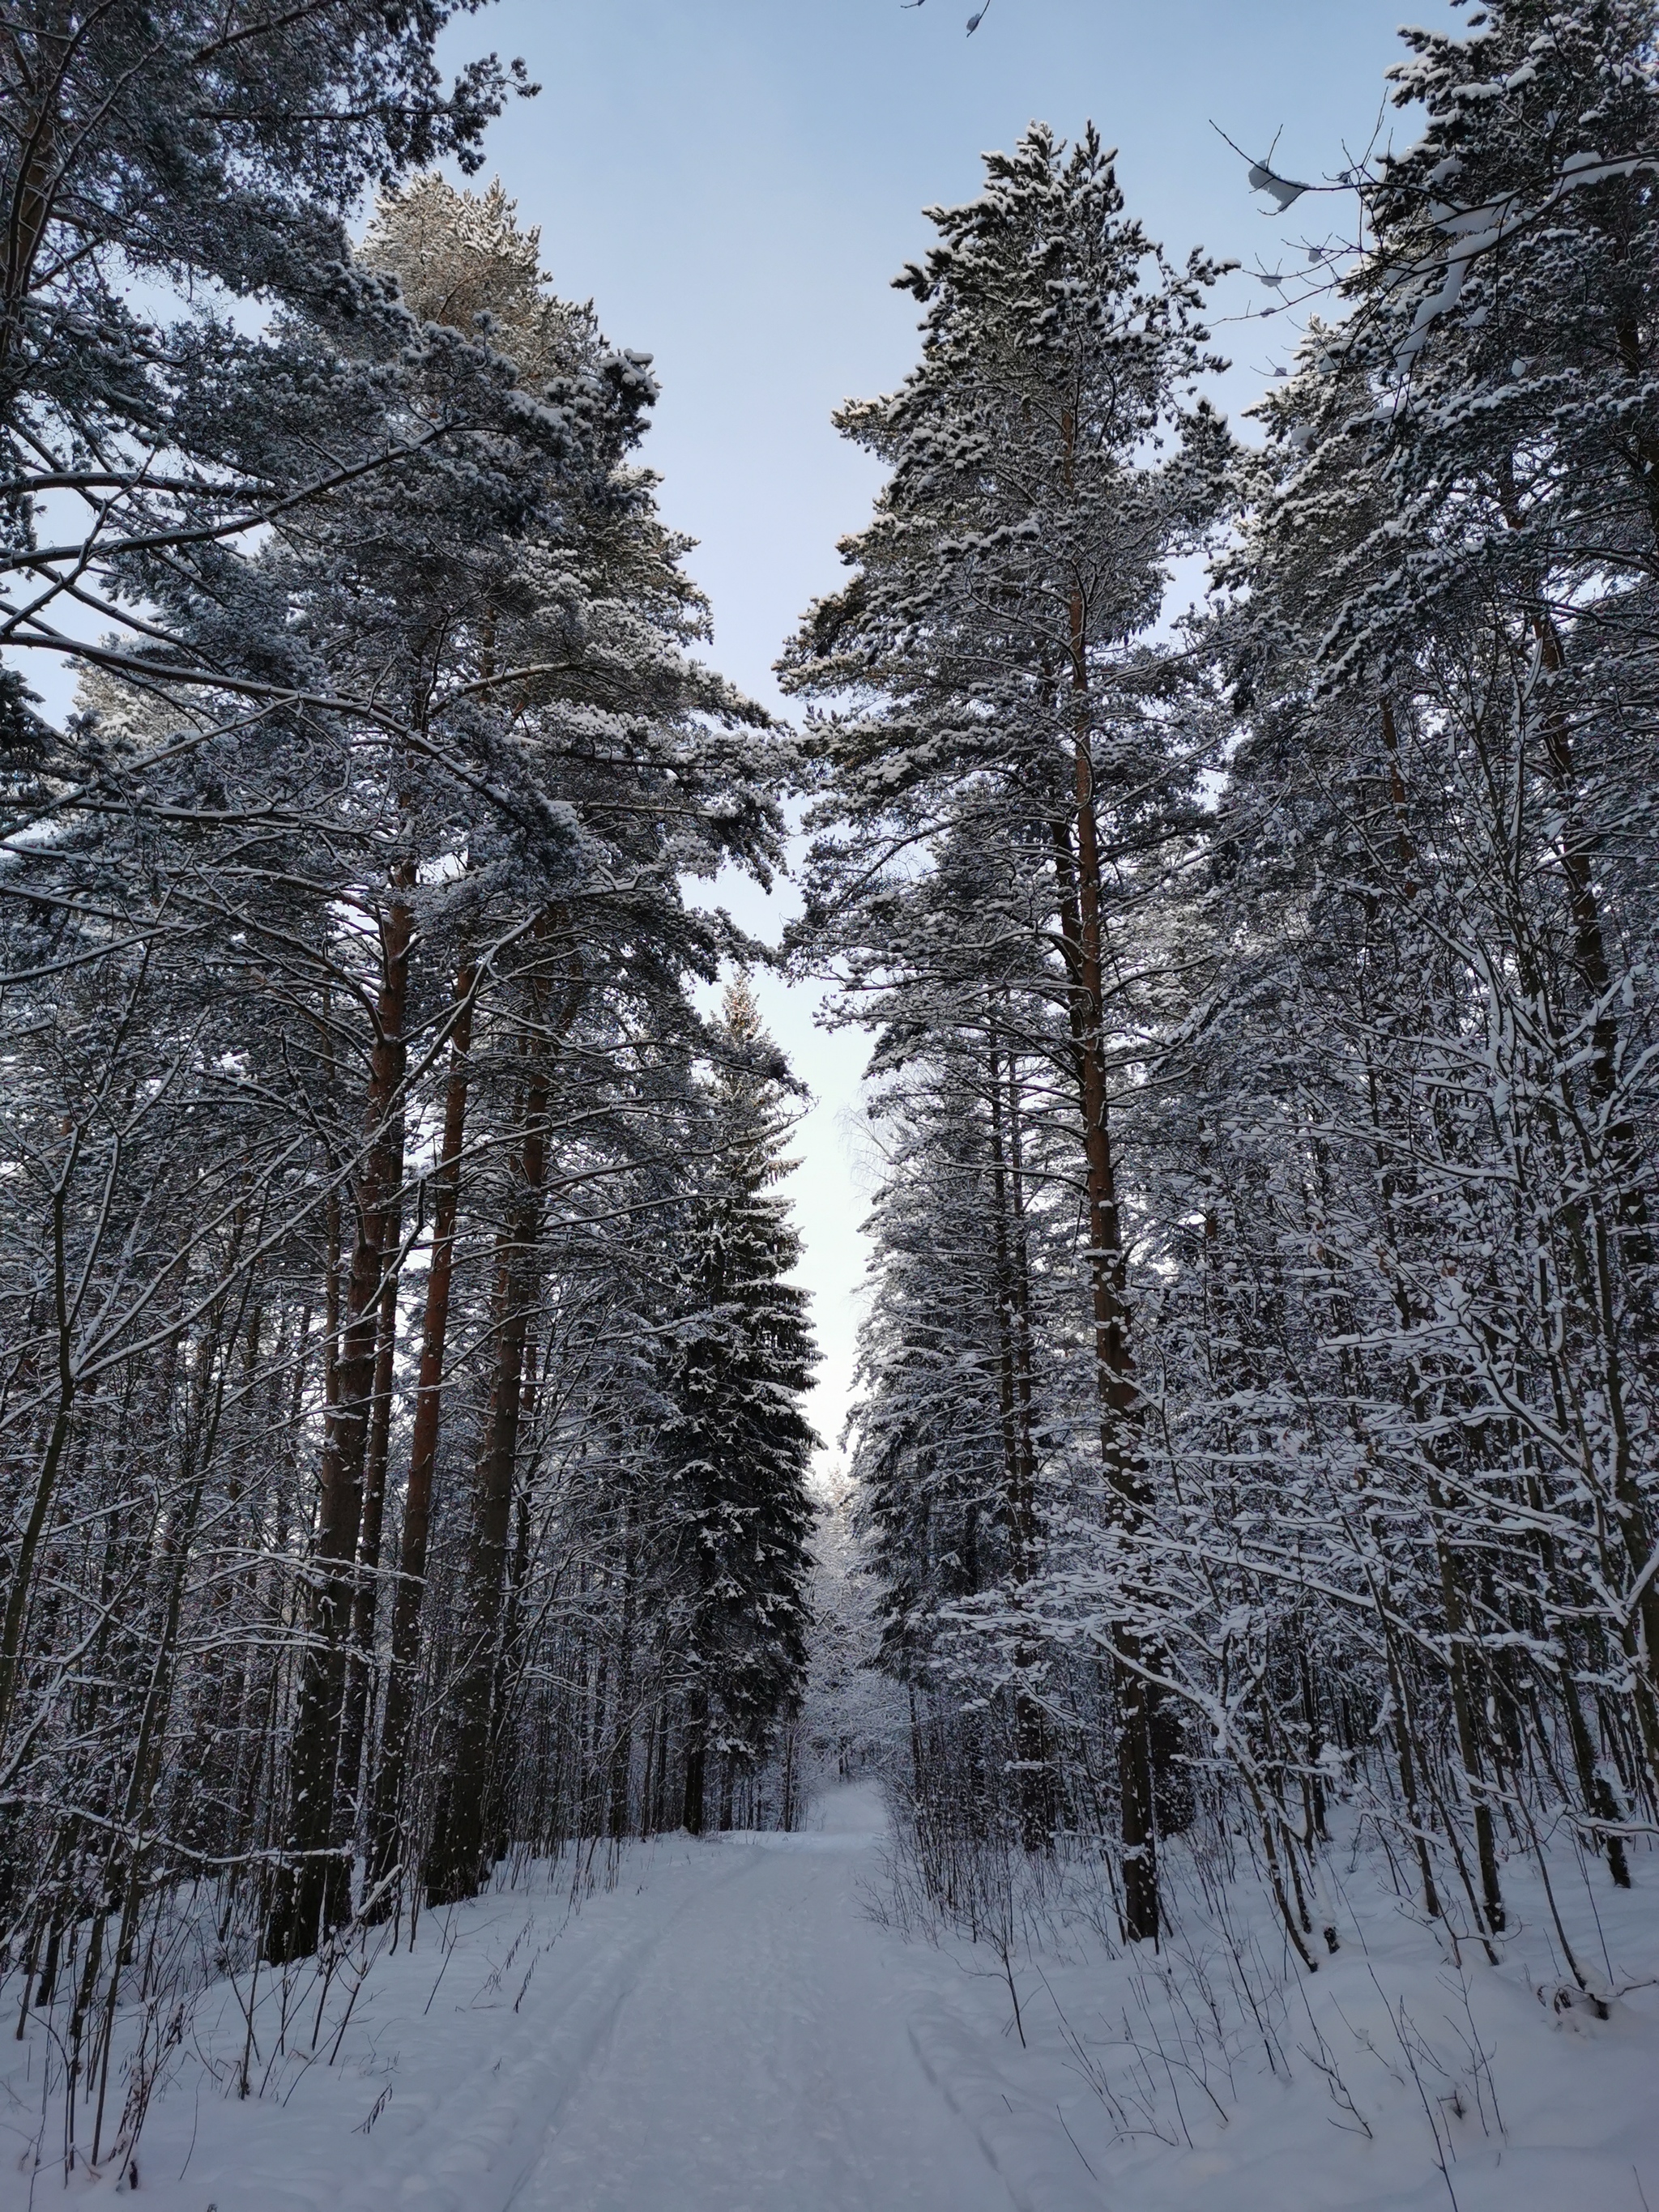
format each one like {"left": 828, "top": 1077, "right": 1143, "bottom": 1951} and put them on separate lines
{"left": 2, "top": 0, "right": 1657, "bottom": 2189}
{"left": 797, "top": 4, "right": 1659, "bottom": 1970}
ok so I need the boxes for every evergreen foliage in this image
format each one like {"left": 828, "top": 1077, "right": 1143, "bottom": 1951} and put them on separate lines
{"left": 0, "top": 86, "right": 819, "bottom": 2164}
{"left": 666, "top": 980, "right": 818, "bottom": 1833}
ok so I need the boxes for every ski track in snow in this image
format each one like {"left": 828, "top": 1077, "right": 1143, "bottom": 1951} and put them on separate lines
{"left": 511, "top": 1786, "right": 1012, "bottom": 2212}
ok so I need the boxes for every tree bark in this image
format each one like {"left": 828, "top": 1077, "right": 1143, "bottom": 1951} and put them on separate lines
{"left": 682, "top": 1677, "right": 709, "bottom": 1837}
{"left": 987, "top": 1025, "right": 1056, "bottom": 1849}
{"left": 1051, "top": 673, "right": 1160, "bottom": 1941}
{"left": 335, "top": 1242, "right": 401, "bottom": 1874}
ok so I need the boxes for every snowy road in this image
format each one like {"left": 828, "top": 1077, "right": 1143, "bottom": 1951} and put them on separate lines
{"left": 514, "top": 1784, "right": 1012, "bottom": 2212}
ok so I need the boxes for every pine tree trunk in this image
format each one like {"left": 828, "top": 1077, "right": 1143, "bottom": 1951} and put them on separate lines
{"left": 365, "top": 956, "right": 476, "bottom": 1907}
{"left": 987, "top": 1025, "right": 1055, "bottom": 1851}
{"left": 1051, "top": 722, "right": 1160, "bottom": 1941}
{"left": 270, "top": 886, "right": 413, "bottom": 1960}
{"left": 607, "top": 1536, "right": 637, "bottom": 1840}
{"left": 424, "top": 1203, "right": 535, "bottom": 1901}
{"left": 682, "top": 1678, "right": 708, "bottom": 1836}
{"left": 488, "top": 1362, "right": 538, "bottom": 1865}
{"left": 424, "top": 934, "right": 579, "bottom": 1903}
{"left": 336, "top": 1247, "right": 400, "bottom": 1881}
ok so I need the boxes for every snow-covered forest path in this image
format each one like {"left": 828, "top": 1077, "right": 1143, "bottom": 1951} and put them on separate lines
{"left": 96, "top": 1784, "right": 1019, "bottom": 2212}
{"left": 19, "top": 1775, "right": 1659, "bottom": 2211}
{"left": 506, "top": 1783, "right": 1009, "bottom": 2212}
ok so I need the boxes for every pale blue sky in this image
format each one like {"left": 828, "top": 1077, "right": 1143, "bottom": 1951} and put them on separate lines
{"left": 441, "top": 0, "right": 1457, "bottom": 1460}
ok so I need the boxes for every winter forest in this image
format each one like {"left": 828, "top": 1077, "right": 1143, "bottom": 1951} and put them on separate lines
{"left": 3, "top": 1, "right": 1659, "bottom": 2206}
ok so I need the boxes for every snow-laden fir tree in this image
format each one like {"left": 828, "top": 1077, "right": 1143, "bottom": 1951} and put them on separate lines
{"left": 665, "top": 979, "right": 818, "bottom": 1835}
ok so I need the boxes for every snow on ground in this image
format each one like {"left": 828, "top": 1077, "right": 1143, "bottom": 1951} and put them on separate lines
{"left": 5, "top": 1785, "right": 1658, "bottom": 2210}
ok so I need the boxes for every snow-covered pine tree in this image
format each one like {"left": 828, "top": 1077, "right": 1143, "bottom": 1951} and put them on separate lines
{"left": 784, "top": 124, "right": 1230, "bottom": 1937}
{"left": 0, "top": 160, "right": 801, "bottom": 2030}
{"left": 851, "top": 1041, "right": 1059, "bottom": 1855}
{"left": 1, "top": 0, "right": 529, "bottom": 760}
{"left": 339, "top": 177, "right": 792, "bottom": 1912}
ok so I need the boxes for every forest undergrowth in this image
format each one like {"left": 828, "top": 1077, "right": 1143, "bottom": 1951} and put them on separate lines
{"left": 874, "top": 1784, "right": 1659, "bottom": 2211}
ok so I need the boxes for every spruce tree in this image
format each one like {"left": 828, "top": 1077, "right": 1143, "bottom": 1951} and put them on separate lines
{"left": 667, "top": 981, "right": 817, "bottom": 1834}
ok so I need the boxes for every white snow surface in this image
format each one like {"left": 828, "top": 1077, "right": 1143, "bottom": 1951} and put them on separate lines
{"left": 9, "top": 1785, "right": 1659, "bottom": 2211}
